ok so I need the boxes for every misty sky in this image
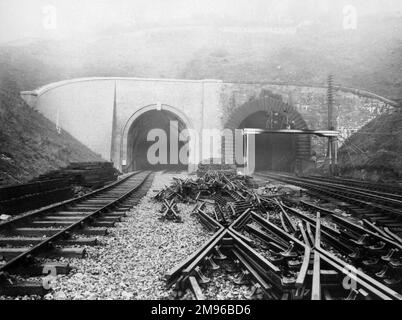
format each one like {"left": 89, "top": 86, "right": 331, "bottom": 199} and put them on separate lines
{"left": 0, "top": 0, "right": 401, "bottom": 44}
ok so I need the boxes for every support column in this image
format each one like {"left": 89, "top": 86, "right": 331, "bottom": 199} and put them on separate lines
{"left": 327, "top": 137, "right": 333, "bottom": 175}
{"left": 245, "top": 133, "right": 255, "bottom": 176}
{"left": 332, "top": 136, "right": 338, "bottom": 175}
{"left": 245, "top": 133, "right": 249, "bottom": 175}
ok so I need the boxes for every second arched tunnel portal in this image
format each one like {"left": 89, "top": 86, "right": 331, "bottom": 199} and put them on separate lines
{"left": 223, "top": 94, "right": 311, "bottom": 173}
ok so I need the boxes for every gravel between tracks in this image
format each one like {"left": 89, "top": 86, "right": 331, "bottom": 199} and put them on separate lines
{"left": 46, "top": 171, "right": 213, "bottom": 300}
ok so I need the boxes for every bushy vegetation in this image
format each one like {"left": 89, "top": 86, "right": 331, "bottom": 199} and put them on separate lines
{"left": 338, "top": 110, "right": 402, "bottom": 178}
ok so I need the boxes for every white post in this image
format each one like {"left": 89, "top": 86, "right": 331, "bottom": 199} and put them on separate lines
{"left": 245, "top": 133, "right": 249, "bottom": 175}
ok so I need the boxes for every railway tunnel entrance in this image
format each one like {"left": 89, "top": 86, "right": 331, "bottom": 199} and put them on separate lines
{"left": 238, "top": 111, "right": 298, "bottom": 171}
{"left": 224, "top": 94, "right": 311, "bottom": 173}
{"left": 124, "top": 109, "right": 189, "bottom": 172}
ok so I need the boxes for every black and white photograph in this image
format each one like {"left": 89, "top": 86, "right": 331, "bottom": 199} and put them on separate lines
{"left": 0, "top": 0, "right": 401, "bottom": 308}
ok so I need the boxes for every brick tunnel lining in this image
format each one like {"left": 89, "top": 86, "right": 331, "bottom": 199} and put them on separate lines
{"left": 126, "top": 110, "right": 188, "bottom": 171}
{"left": 223, "top": 95, "right": 311, "bottom": 172}
{"left": 238, "top": 111, "right": 298, "bottom": 171}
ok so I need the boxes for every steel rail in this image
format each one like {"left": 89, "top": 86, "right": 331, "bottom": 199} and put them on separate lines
{"left": 311, "top": 212, "right": 321, "bottom": 300}
{"left": 298, "top": 222, "right": 312, "bottom": 248}
{"left": 250, "top": 212, "right": 306, "bottom": 250}
{"left": 0, "top": 171, "right": 141, "bottom": 229}
{"left": 170, "top": 199, "right": 288, "bottom": 298}
{"left": 362, "top": 219, "right": 395, "bottom": 240}
{"left": 296, "top": 243, "right": 311, "bottom": 288}
{"left": 231, "top": 249, "right": 273, "bottom": 293}
{"left": 246, "top": 212, "right": 311, "bottom": 289}
{"left": 383, "top": 227, "right": 402, "bottom": 245}
{"left": 188, "top": 276, "right": 205, "bottom": 300}
{"left": 181, "top": 230, "right": 228, "bottom": 276}
{"left": 304, "top": 175, "right": 402, "bottom": 198}
{"left": 165, "top": 228, "right": 225, "bottom": 287}
{"left": 275, "top": 199, "right": 298, "bottom": 234}
{"left": 0, "top": 171, "right": 150, "bottom": 273}
{"left": 244, "top": 224, "right": 289, "bottom": 250}
{"left": 228, "top": 229, "right": 286, "bottom": 293}
{"left": 259, "top": 172, "right": 402, "bottom": 210}
{"left": 292, "top": 198, "right": 402, "bottom": 250}
{"left": 330, "top": 214, "right": 402, "bottom": 250}
{"left": 277, "top": 200, "right": 357, "bottom": 254}
{"left": 316, "top": 248, "right": 402, "bottom": 300}
{"left": 194, "top": 207, "right": 224, "bottom": 232}
{"left": 256, "top": 173, "right": 402, "bottom": 242}
{"left": 307, "top": 212, "right": 401, "bottom": 300}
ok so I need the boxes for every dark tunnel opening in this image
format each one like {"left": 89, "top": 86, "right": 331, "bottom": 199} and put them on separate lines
{"left": 126, "top": 110, "right": 188, "bottom": 171}
{"left": 239, "top": 111, "right": 298, "bottom": 172}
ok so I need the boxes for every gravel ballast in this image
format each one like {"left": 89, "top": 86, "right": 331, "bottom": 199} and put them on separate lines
{"left": 47, "top": 171, "right": 213, "bottom": 300}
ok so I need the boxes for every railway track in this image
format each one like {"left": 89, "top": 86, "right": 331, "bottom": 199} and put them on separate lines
{"left": 254, "top": 171, "right": 402, "bottom": 237}
{"left": 305, "top": 175, "right": 402, "bottom": 197}
{"left": 163, "top": 172, "right": 401, "bottom": 300}
{"left": 0, "top": 170, "right": 153, "bottom": 297}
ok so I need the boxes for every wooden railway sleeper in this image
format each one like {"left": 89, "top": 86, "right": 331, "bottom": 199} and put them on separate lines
{"left": 188, "top": 276, "right": 205, "bottom": 300}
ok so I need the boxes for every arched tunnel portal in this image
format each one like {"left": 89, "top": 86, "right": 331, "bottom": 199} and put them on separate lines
{"left": 123, "top": 108, "right": 189, "bottom": 172}
{"left": 224, "top": 95, "right": 312, "bottom": 172}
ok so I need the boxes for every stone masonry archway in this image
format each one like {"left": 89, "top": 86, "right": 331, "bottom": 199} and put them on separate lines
{"left": 120, "top": 104, "right": 195, "bottom": 172}
{"left": 223, "top": 95, "right": 311, "bottom": 172}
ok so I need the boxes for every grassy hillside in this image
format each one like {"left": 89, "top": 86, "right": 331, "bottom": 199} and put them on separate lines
{"left": 0, "top": 86, "right": 104, "bottom": 185}
{"left": 0, "top": 13, "right": 401, "bottom": 99}
{"left": 180, "top": 15, "right": 402, "bottom": 99}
